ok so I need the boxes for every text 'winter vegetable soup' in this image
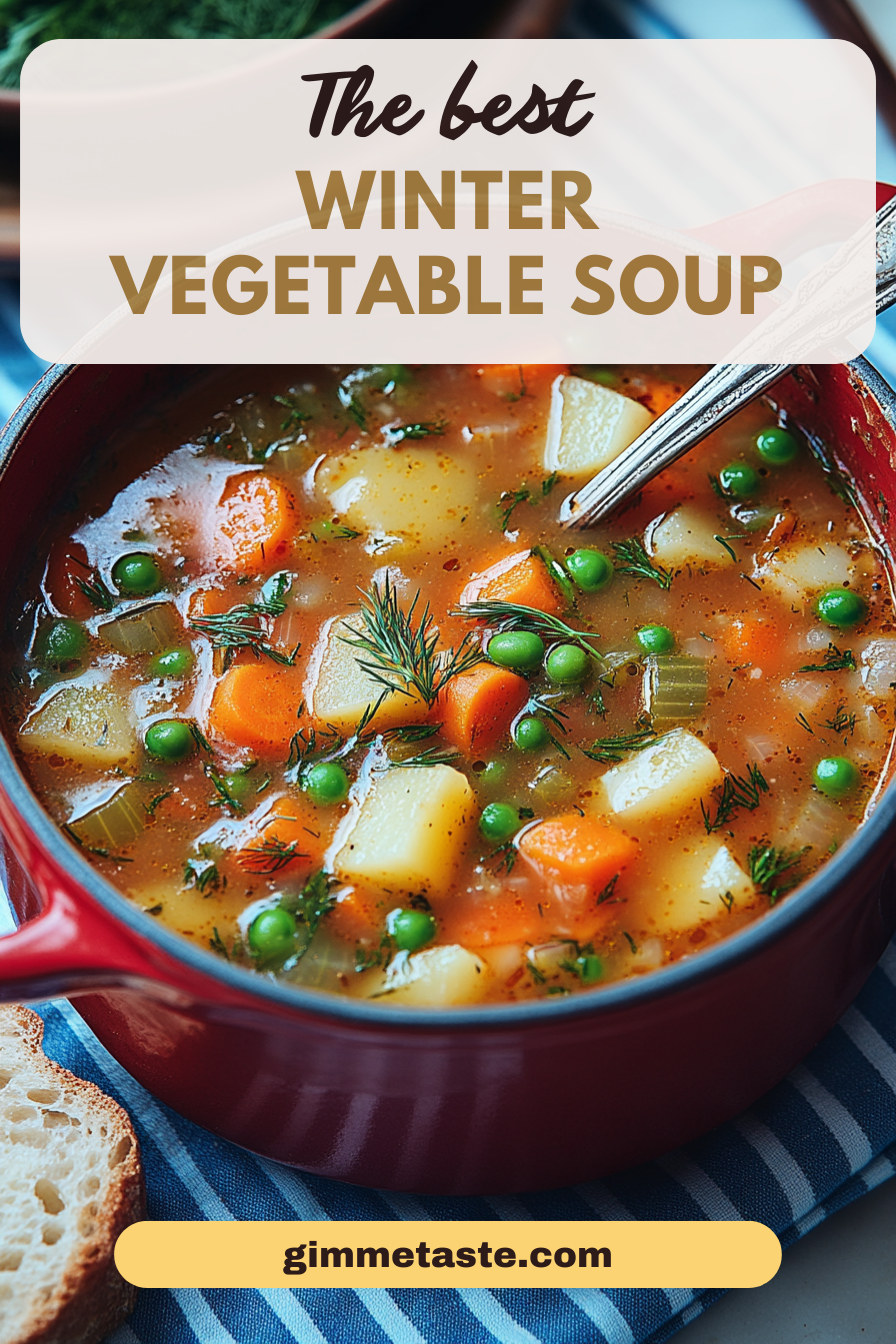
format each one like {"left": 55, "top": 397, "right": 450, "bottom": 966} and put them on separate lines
{"left": 6, "top": 364, "right": 895, "bottom": 1006}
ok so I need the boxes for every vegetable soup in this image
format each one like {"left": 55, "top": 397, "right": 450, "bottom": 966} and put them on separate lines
{"left": 5, "top": 363, "right": 895, "bottom": 1006}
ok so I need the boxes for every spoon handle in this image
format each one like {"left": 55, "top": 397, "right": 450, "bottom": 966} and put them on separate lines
{"left": 562, "top": 193, "right": 896, "bottom": 531}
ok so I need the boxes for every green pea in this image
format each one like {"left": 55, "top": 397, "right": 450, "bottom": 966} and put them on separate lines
{"left": 149, "top": 648, "right": 194, "bottom": 679}
{"left": 302, "top": 761, "right": 349, "bottom": 805}
{"left": 479, "top": 802, "right": 520, "bottom": 842}
{"left": 545, "top": 643, "right": 590, "bottom": 683}
{"left": 719, "top": 463, "right": 761, "bottom": 498}
{"left": 513, "top": 716, "right": 550, "bottom": 751}
{"left": 813, "top": 756, "right": 860, "bottom": 799}
{"left": 754, "top": 426, "right": 799, "bottom": 466}
{"left": 387, "top": 907, "right": 437, "bottom": 952}
{"left": 249, "top": 906, "right": 297, "bottom": 961}
{"left": 144, "top": 720, "right": 195, "bottom": 761}
{"left": 476, "top": 760, "right": 508, "bottom": 790}
{"left": 577, "top": 954, "right": 603, "bottom": 984}
{"left": 635, "top": 624, "right": 675, "bottom": 655}
{"left": 487, "top": 630, "right": 545, "bottom": 671}
{"left": 112, "top": 552, "right": 162, "bottom": 596}
{"left": 35, "top": 618, "right": 88, "bottom": 668}
{"left": 565, "top": 548, "right": 614, "bottom": 593}
{"left": 815, "top": 587, "right": 867, "bottom": 628}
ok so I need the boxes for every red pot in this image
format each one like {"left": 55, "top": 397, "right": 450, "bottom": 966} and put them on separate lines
{"left": 0, "top": 360, "right": 895, "bottom": 1194}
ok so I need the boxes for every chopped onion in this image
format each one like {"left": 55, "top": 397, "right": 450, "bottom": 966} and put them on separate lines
{"left": 98, "top": 602, "right": 182, "bottom": 656}
{"left": 527, "top": 942, "right": 576, "bottom": 977}
{"left": 788, "top": 792, "right": 848, "bottom": 853}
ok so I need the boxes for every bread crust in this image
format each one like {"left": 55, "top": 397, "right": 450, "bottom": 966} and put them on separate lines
{"left": 0, "top": 1004, "right": 145, "bottom": 1344}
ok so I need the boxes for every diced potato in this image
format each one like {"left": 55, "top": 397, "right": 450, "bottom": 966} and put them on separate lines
{"left": 646, "top": 838, "right": 755, "bottom": 934}
{"left": 306, "top": 615, "right": 429, "bottom": 731}
{"left": 648, "top": 506, "right": 734, "bottom": 568}
{"left": 19, "top": 684, "right": 137, "bottom": 768}
{"left": 374, "top": 945, "right": 491, "bottom": 1006}
{"left": 331, "top": 764, "right": 475, "bottom": 896}
{"left": 757, "top": 543, "right": 852, "bottom": 605}
{"left": 544, "top": 374, "right": 653, "bottom": 478}
{"left": 316, "top": 448, "right": 478, "bottom": 546}
{"left": 593, "top": 727, "right": 722, "bottom": 823}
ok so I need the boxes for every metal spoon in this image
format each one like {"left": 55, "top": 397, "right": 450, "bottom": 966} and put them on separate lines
{"left": 561, "top": 194, "right": 896, "bottom": 530}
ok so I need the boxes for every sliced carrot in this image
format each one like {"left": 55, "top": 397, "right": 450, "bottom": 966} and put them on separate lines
{"left": 328, "top": 887, "right": 388, "bottom": 946}
{"left": 440, "top": 662, "right": 529, "bottom": 753}
{"left": 42, "top": 539, "right": 96, "bottom": 619}
{"left": 239, "top": 796, "right": 326, "bottom": 873}
{"left": 216, "top": 472, "right": 296, "bottom": 575}
{"left": 460, "top": 550, "right": 562, "bottom": 615}
{"left": 518, "top": 814, "right": 638, "bottom": 890}
{"left": 723, "top": 618, "right": 781, "bottom": 669}
{"left": 208, "top": 663, "right": 304, "bottom": 754}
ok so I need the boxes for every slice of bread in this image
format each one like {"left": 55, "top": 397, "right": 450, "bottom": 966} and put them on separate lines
{"left": 0, "top": 1004, "right": 145, "bottom": 1344}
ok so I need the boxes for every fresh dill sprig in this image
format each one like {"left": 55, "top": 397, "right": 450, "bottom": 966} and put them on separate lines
{"left": 144, "top": 789, "right": 173, "bottom": 816}
{"left": 701, "top": 763, "right": 770, "bottom": 833}
{"left": 497, "top": 486, "right": 532, "bottom": 531}
{"left": 796, "top": 713, "right": 814, "bottom": 734}
{"left": 205, "top": 762, "right": 245, "bottom": 814}
{"left": 209, "top": 928, "right": 230, "bottom": 960}
{"left": 342, "top": 575, "right": 483, "bottom": 708}
{"left": 581, "top": 726, "right": 656, "bottom": 764}
{"left": 272, "top": 394, "right": 311, "bottom": 433}
{"left": 488, "top": 839, "right": 517, "bottom": 873}
{"left": 71, "top": 558, "right": 115, "bottom": 612}
{"left": 824, "top": 703, "right": 857, "bottom": 735}
{"left": 622, "top": 931, "right": 638, "bottom": 954}
{"left": 190, "top": 723, "right": 213, "bottom": 756}
{"left": 748, "top": 843, "right": 810, "bottom": 905}
{"left": 189, "top": 592, "right": 297, "bottom": 667}
{"left": 453, "top": 598, "right": 602, "bottom": 661}
{"left": 280, "top": 869, "right": 335, "bottom": 939}
{"left": 238, "top": 835, "right": 306, "bottom": 875}
{"left": 384, "top": 745, "right": 461, "bottom": 769}
{"left": 531, "top": 544, "right": 576, "bottom": 607}
{"left": 719, "top": 889, "right": 735, "bottom": 913}
{"left": 596, "top": 873, "right": 620, "bottom": 905}
{"left": 611, "top": 539, "right": 673, "bottom": 590}
{"left": 714, "top": 534, "right": 746, "bottom": 562}
{"left": 799, "top": 644, "right": 856, "bottom": 673}
{"left": 384, "top": 419, "right": 447, "bottom": 445}
{"left": 496, "top": 473, "right": 563, "bottom": 531}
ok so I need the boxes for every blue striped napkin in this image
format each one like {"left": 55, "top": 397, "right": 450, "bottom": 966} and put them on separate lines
{"left": 31, "top": 930, "right": 896, "bottom": 1344}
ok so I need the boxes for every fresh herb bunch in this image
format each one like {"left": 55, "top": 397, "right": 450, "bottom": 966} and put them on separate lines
{"left": 342, "top": 576, "right": 483, "bottom": 708}
{"left": 0, "top": 0, "right": 356, "bottom": 88}
{"left": 496, "top": 473, "right": 560, "bottom": 531}
{"left": 702, "top": 763, "right": 769, "bottom": 833}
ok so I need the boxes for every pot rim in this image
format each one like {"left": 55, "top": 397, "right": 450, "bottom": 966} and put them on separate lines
{"left": 2, "top": 359, "right": 895, "bottom": 1031}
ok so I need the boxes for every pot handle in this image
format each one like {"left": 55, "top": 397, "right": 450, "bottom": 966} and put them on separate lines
{"left": 0, "top": 873, "right": 155, "bottom": 1002}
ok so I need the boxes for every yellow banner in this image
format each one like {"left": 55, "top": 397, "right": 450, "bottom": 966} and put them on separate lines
{"left": 116, "top": 1220, "right": 781, "bottom": 1289}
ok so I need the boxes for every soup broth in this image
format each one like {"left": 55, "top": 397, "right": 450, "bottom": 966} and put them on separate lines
{"left": 6, "top": 363, "right": 895, "bottom": 1006}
